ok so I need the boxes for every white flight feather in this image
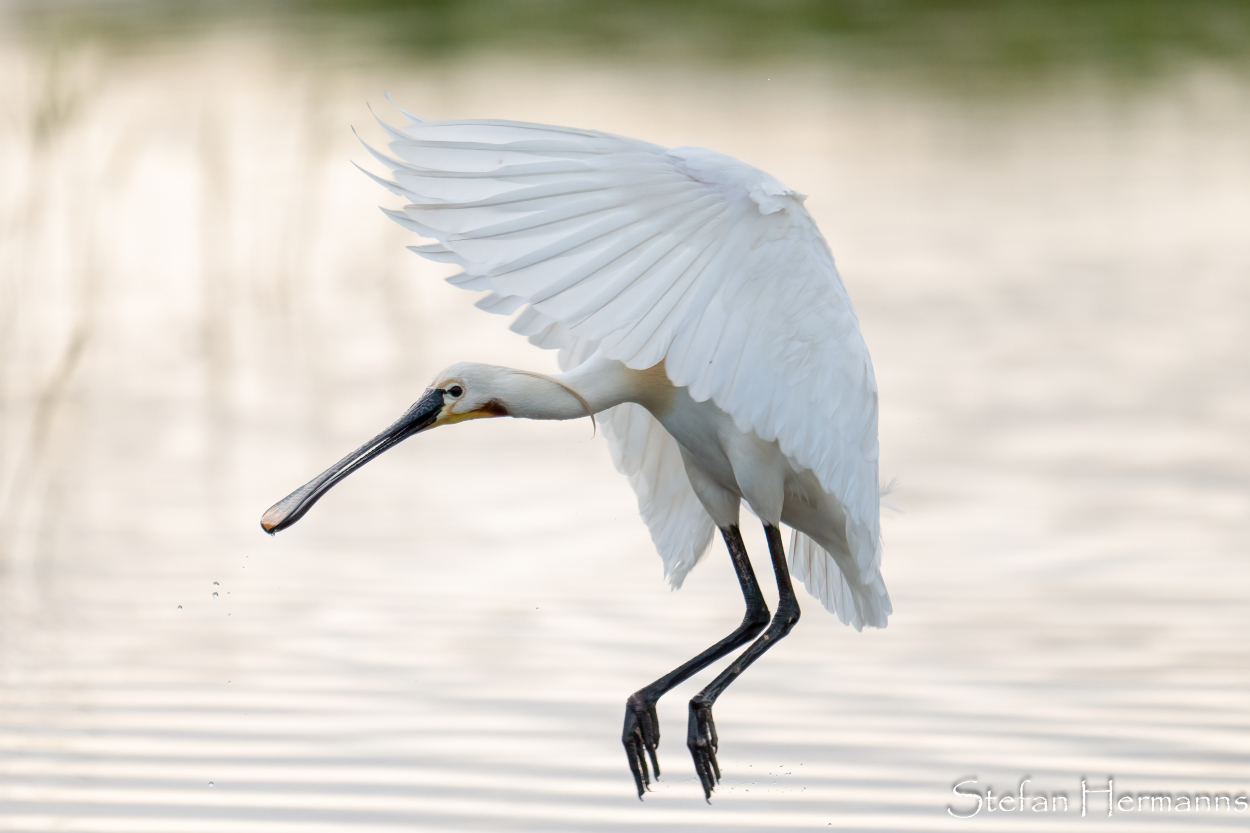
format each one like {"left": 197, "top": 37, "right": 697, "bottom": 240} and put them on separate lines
{"left": 365, "top": 109, "right": 885, "bottom": 628}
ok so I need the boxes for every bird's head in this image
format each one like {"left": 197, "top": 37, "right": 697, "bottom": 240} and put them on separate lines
{"left": 421, "top": 361, "right": 517, "bottom": 423}
{"left": 259, "top": 362, "right": 589, "bottom": 534}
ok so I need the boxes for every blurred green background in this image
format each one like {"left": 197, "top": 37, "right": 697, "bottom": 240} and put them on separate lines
{"left": 13, "top": 0, "right": 1250, "bottom": 84}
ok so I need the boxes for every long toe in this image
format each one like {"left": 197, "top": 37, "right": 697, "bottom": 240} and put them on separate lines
{"left": 686, "top": 699, "right": 721, "bottom": 801}
{"left": 624, "top": 734, "right": 649, "bottom": 798}
{"left": 622, "top": 696, "right": 661, "bottom": 798}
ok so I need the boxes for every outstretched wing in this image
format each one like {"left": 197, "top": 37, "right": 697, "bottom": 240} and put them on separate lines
{"left": 365, "top": 108, "right": 882, "bottom": 617}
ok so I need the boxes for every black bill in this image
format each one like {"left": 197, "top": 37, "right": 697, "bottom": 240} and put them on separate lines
{"left": 260, "top": 388, "right": 446, "bottom": 534}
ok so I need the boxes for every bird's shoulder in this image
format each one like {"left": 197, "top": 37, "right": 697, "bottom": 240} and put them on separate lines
{"left": 665, "top": 146, "right": 806, "bottom": 217}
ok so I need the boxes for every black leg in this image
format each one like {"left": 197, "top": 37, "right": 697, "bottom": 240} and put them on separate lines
{"left": 688, "top": 524, "right": 800, "bottom": 801}
{"left": 623, "top": 525, "right": 770, "bottom": 798}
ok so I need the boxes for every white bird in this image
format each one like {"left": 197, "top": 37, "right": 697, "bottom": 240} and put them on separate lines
{"left": 261, "top": 103, "right": 890, "bottom": 801}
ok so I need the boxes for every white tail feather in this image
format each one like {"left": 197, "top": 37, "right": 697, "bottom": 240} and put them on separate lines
{"left": 788, "top": 530, "right": 891, "bottom": 630}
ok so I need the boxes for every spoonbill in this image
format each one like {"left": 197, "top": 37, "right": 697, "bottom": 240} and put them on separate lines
{"left": 261, "top": 104, "right": 890, "bottom": 801}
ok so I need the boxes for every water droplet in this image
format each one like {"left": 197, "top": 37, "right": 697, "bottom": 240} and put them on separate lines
{"left": 212, "top": 592, "right": 219, "bottom": 599}
{"left": 208, "top": 781, "right": 214, "bottom": 787}
{"left": 213, "top": 581, "right": 219, "bottom": 587}
{"left": 177, "top": 605, "right": 182, "bottom": 610}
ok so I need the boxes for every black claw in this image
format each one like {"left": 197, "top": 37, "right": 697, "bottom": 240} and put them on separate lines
{"left": 687, "top": 699, "right": 721, "bottom": 800}
{"left": 623, "top": 695, "right": 662, "bottom": 798}
{"left": 625, "top": 735, "right": 648, "bottom": 798}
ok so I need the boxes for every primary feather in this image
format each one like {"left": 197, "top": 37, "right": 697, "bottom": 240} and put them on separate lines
{"left": 366, "top": 109, "right": 887, "bottom": 628}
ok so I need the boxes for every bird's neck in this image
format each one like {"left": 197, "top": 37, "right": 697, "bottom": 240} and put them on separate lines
{"left": 503, "top": 354, "right": 651, "bottom": 421}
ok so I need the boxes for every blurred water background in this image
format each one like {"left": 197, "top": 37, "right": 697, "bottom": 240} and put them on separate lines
{"left": 2, "top": 2, "right": 1249, "bottom": 831}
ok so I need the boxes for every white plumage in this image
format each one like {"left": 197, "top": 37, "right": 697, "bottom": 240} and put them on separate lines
{"left": 261, "top": 103, "right": 892, "bottom": 799}
{"left": 361, "top": 107, "right": 889, "bottom": 630}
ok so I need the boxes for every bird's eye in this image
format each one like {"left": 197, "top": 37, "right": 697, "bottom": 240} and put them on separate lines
{"left": 447, "top": 385, "right": 464, "bottom": 398}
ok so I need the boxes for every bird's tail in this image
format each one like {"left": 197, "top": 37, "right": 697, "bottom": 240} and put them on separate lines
{"left": 788, "top": 531, "right": 891, "bottom": 631}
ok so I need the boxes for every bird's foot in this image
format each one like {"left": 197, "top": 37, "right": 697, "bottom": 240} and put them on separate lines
{"left": 687, "top": 697, "right": 721, "bottom": 801}
{"left": 622, "top": 693, "right": 661, "bottom": 798}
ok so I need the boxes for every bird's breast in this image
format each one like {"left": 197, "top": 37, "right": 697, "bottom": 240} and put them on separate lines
{"left": 648, "top": 389, "right": 740, "bottom": 493}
